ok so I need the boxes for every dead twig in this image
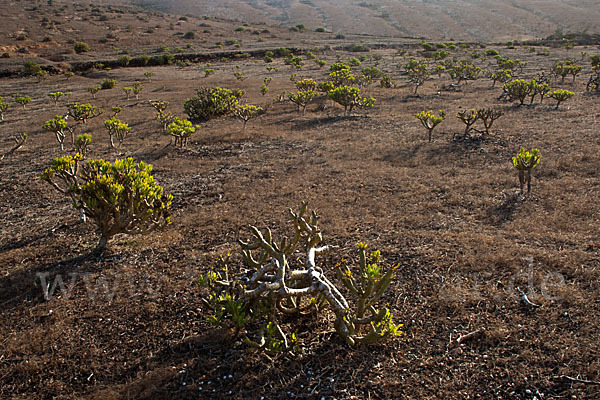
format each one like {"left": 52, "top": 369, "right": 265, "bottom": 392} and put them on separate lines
{"left": 516, "top": 286, "right": 541, "bottom": 308}
{"left": 456, "top": 328, "right": 485, "bottom": 345}
{"left": 0, "top": 133, "right": 27, "bottom": 161}
{"left": 557, "top": 375, "right": 600, "bottom": 385}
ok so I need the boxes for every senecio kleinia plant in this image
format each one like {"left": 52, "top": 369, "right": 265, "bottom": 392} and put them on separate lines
{"left": 415, "top": 110, "right": 445, "bottom": 142}
{"left": 512, "top": 147, "right": 541, "bottom": 194}
{"left": 456, "top": 109, "right": 479, "bottom": 137}
{"left": 41, "top": 156, "right": 172, "bottom": 251}
{"left": 0, "top": 96, "right": 10, "bottom": 121}
{"left": 43, "top": 115, "right": 69, "bottom": 151}
{"left": 12, "top": 94, "right": 31, "bottom": 109}
{"left": 198, "top": 203, "right": 402, "bottom": 352}
{"left": 233, "top": 104, "right": 264, "bottom": 130}
{"left": 48, "top": 91, "right": 71, "bottom": 105}
{"left": 104, "top": 117, "right": 131, "bottom": 149}
{"left": 548, "top": 89, "right": 574, "bottom": 110}
{"left": 184, "top": 87, "right": 244, "bottom": 122}
{"left": 168, "top": 117, "right": 197, "bottom": 147}
{"left": 327, "top": 86, "right": 375, "bottom": 116}
{"left": 288, "top": 90, "right": 316, "bottom": 115}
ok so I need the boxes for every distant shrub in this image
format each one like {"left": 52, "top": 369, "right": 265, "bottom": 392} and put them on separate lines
{"left": 315, "top": 27, "right": 326, "bottom": 32}
{"left": 74, "top": 41, "right": 90, "bottom": 53}
{"left": 184, "top": 87, "right": 243, "bottom": 122}
{"left": 100, "top": 78, "right": 118, "bottom": 90}
{"left": 184, "top": 31, "right": 195, "bottom": 39}
{"left": 23, "top": 60, "right": 42, "bottom": 76}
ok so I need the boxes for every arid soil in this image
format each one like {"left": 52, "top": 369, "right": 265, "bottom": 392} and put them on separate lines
{"left": 1, "top": 1, "right": 600, "bottom": 399}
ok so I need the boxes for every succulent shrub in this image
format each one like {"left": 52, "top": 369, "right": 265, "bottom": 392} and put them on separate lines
{"left": 503, "top": 79, "right": 535, "bottom": 105}
{"left": 48, "top": 91, "right": 71, "bottom": 105}
{"left": 23, "top": 60, "right": 42, "bottom": 76}
{"left": 156, "top": 111, "right": 175, "bottom": 131}
{"left": 404, "top": 58, "right": 429, "bottom": 94}
{"left": 168, "top": 117, "right": 196, "bottom": 147}
{"left": 184, "top": 87, "right": 243, "bottom": 122}
{"left": 490, "top": 69, "right": 512, "bottom": 87}
{"left": 415, "top": 110, "right": 445, "bottom": 142}
{"left": 74, "top": 134, "right": 92, "bottom": 158}
{"left": 132, "top": 81, "right": 143, "bottom": 99}
{"left": 288, "top": 90, "right": 316, "bottom": 115}
{"left": 531, "top": 83, "right": 551, "bottom": 104}
{"left": 74, "top": 41, "right": 90, "bottom": 54}
{"left": 379, "top": 74, "right": 395, "bottom": 88}
{"left": 476, "top": 108, "right": 503, "bottom": 136}
{"left": 512, "top": 147, "right": 541, "bottom": 194}
{"left": 144, "top": 71, "right": 154, "bottom": 81}
{"left": 327, "top": 86, "right": 375, "bottom": 116}
{"left": 12, "top": 94, "right": 31, "bottom": 109}
{"left": 43, "top": 115, "right": 68, "bottom": 150}
{"left": 443, "top": 59, "right": 481, "bottom": 84}
{"left": 100, "top": 78, "right": 118, "bottom": 90}
{"left": 548, "top": 89, "right": 574, "bottom": 110}
{"left": 151, "top": 101, "right": 169, "bottom": 114}
{"left": 0, "top": 97, "right": 10, "bottom": 121}
{"left": 328, "top": 62, "right": 355, "bottom": 87}
{"left": 233, "top": 104, "right": 264, "bottom": 129}
{"left": 123, "top": 87, "right": 133, "bottom": 99}
{"left": 67, "top": 102, "right": 104, "bottom": 124}
{"left": 88, "top": 86, "right": 100, "bottom": 99}
{"left": 456, "top": 109, "right": 479, "bottom": 137}
{"left": 41, "top": 156, "right": 172, "bottom": 251}
{"left": 359, "top": 66, "right": 383, "bottom": 89}
{"left": 104, "top": 117, "right": 131, "bottom": 149}
{"left": 198, "top": 203, "right": 402, "bottom": 352}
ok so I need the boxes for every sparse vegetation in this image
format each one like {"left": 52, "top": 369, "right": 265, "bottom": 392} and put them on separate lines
{"left": 184, "top": 87, "right": 243, "bottom": 122}
{"left": 415, "top": 110, "right": 445, "bottom": 142}
{"left": 512, "top": 147, "right": 541, "bottom": 194}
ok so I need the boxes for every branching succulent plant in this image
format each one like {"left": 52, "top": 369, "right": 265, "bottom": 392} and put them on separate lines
{"left": 288, "top": 90, "right": 317, "bottom": 115}
{"left": 0, "top": 97, "right": 10, "bottom": 121}
{"left": 43, "top": 115, "right": 69, "bottom": 150}
{"left": 48, "top": 91, "right": 71, "bottom": 106}
{"left": 167, "top": 117, "right": 196, "bottom": 147}
{"left": 12, "top": 94, "right": 31, "bottom": 109}
{"left": 503, "top": 79, "right": 535, "bottom": 105}
{"left": 456, "top": 109, "right": 479, "bottom": 137}
{"left": 88, "top": 86, "right": 101, "bottom": 99}
{"left": 476, "top": 108, "right": 503, "bottom": 136}
{"left": 415, "top": 110, "right": 445, "bottom": 142}
{"left": 404, "top": 58, "right": 429, "bottom": 94}
{"left": 490, "top": 69, "right": 512, "bottom": 87}
{"left": 67, "top": 102, "right": 104, "bottom": 124}
{"left": 184, "top": 87, "right": 243, "bottom": 122}
{"left": 233, "top": 104, "right": 264, "bottom": 129}
{"left": 198, "top": 203, "right": 402, "bottom": 352}
{"left": 512, "top": 147, "right": 541, "bottom": 194}
{"left": 74, "top": 134, "right": 92, "bottom": 158}
{"left": 327, "top": 86, "right": 375, "bottom": 116}
{"left": 548, "top": 89, "right": 574, "bottom": 110}
{"left": 41, "top": 156, "right": 172, "bottom": 251}
{"left": 132, "top": 81, "right": 143, "bottom": 99}
{"left": 104, "top": 117, "right": 131, "bottom": 149}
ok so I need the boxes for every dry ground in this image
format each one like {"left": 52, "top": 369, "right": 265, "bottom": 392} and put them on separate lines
{"left": 1, "top": 4, "right": 600, "bottom": 399}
